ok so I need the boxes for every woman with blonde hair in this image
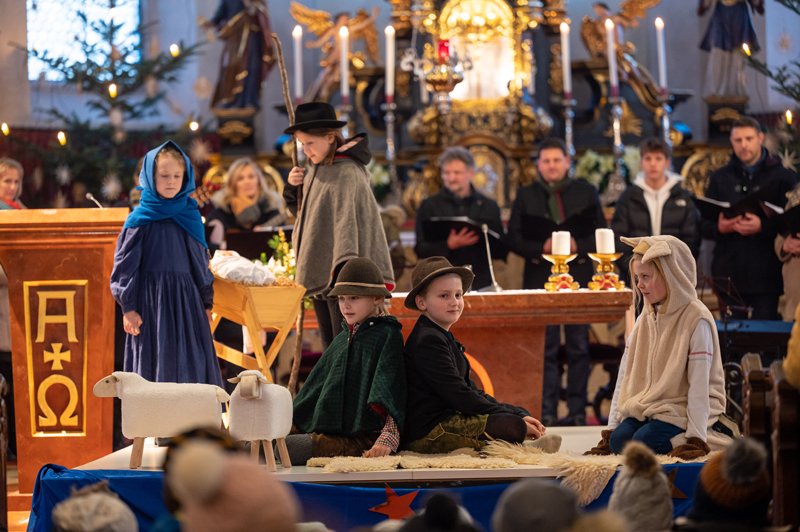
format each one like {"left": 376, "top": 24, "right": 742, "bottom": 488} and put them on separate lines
{"left": 0, "top": 158, "right": 25, "bottom": 210}
{"left": 206, "top": 157, "right": 285, "bottom": 251}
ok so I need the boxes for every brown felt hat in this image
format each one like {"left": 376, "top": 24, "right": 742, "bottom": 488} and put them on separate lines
{"left": 404, "top": 256, "right": 474, "bottom": 311}
{"left": 328, "top": 257, "right": 391, "bottom": 298}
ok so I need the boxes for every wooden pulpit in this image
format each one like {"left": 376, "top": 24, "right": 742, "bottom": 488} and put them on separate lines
{"left": 0, "top": 208, "right": 127, "bottom": 506}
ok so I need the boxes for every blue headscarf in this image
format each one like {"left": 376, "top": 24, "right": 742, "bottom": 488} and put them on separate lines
{"left": 123, "top": 140, "right": 207, "bottom": 248}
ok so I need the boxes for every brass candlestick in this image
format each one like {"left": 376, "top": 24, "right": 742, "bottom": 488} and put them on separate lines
{"left": 587, "top": 252, "right": 625, "bottom": 290}
{"left": 542, "top": 254, "right": 579, "bottom": 291}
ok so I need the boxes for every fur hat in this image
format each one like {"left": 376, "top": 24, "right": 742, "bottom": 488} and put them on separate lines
{"left": 688, "top": 438, "right": 771, "bottom": 527}
{"left": 492, "top": 479, "right": 581, "bottom": 532}
{"left": 608, "top": 441, "right": 674, "bottom": 531}
{"left": 328, "top": 257, "right": 391, "bottom": 297}
{"left": 52, "top": 481, "right": 138, "bottom": 532}
{"left": 166, "top": 440, "right": 300, "bottom": 532}
{"left": 404, "top": 256, "right": 474, "bottom": 310}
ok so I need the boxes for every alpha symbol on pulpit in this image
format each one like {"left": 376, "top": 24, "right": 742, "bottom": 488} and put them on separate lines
{"left": 44, "top": 343, "right": 71, "bottom": 370}
{"left": 35, "top": 291, "right": 79, "bottom": 343}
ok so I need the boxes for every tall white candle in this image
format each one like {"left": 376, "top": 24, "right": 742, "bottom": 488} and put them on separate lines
{"left": 595, "top": 228, "right": 615, "bottom": 254}
{"left": 292, "top": 25, "right": 303, "bottom": 102}
{"left": 559, "top": 22, "right": 572, "bottom": 99}
{"left": 604, "top": 18, "right": 619, "bottom": 97}
{"left": 654, "top": 17, "right": 667, "bottom": 92}
{"left": 384, "top": 26, "right": 396, "bottom": 101}
{"left": 552, "top": 231, "right": 571, "bottom": 256}
{"left": 339, "top": 26, "right": 350, "bottom": 103}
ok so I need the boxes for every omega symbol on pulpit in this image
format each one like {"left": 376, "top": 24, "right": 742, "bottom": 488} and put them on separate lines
{"left": 23, "top": 281, "right": 89, "bottom": 436}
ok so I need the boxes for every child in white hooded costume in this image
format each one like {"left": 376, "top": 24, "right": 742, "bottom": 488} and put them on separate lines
{"left": 588, "top": 235, "right": 733, "bottom": 459}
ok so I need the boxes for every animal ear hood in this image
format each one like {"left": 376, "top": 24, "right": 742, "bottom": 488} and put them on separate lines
{"left": 620, "top": 236, "right": 672, "bottom": 263}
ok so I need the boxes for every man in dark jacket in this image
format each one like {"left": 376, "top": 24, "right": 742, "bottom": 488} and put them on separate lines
{"left": 507, "top": 138, "right": 606, "bottom": 426}
{"left": 415, "top": 147, "right": 505, "bottom": 290}
{"left": 702, "top": 117, "right": 797, "bottom": 320}
{"left": 612, "top": 137, "right": 700, "bottom": 280}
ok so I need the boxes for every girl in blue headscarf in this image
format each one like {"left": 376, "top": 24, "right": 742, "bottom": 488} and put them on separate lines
{"left": 111, "top": 140, "right": 223, "bottom": 386}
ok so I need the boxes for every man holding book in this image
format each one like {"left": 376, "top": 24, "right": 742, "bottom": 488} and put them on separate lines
{"left": 414, "top": 147, "right": 505, "bottom": 290}
{"left": 701, "top": 116, "right": 797, "bottom": 320}
{"left": 507, "top": 138, "right": 606, "bottom": 426}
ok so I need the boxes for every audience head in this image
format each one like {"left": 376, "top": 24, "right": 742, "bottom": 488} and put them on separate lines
{"left": 153, "top": 144, "right": 188, "bottom": 200}
{"left": 0, "top": 157, "right": 24, "bottom": 203}
{"left": 536, "top": 138, "right": 571, "bottom": 185}
{"left": 608, "top": 441, "right": 673, "bottom": 531}
{"left": 223, "top": 158, "right": 271, "bottom": 205}
{"left": 405, "top": 257, "right": 474, "bottom": 330}
{"left": 638, "top": 137, "right": 672, "bottom": 185}
{"left": 328, "top": 257, "right": 391, "bottom": 325}
{"left": 492, "top": 479, "right": 580, "bottom": 532}
{"left": 438, "top": 147, "right": 476, "bottom": 199}
{"left": 285, "top": 102, "right": 347, "bottom": 165}
{"left": 51, "top": 481, "right": 138, "bottom": 532}
{"left": 729, "top": 116, "right": 765, "bottom": 167}
{"left": 397, "top": 493, "right": 479, "bottom": 532}
{"left": 688, "top": 437, "right": 771, "bottom": 527}
{"left": 165, "top": 437, "right": 299, "bottom": 532}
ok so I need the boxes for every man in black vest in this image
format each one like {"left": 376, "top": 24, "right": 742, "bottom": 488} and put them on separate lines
{"left": 415, "top": 147, "right": 505, "bottom": 290}
{"left": 507, "top": 138, "right": 606, "bottom": 426}
{"left": 702, "top": 117, "right": 797, "bottom": 320}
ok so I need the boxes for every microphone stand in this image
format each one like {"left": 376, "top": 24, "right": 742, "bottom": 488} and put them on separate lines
{"left": 86, "top": 192, "right": 105, "bottom": 209}
{"left": 480, "top": 224, "right": 502, "bottom": 292}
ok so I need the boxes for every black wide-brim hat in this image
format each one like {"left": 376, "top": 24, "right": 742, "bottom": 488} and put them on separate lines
{"left": 328, "top": 257, "right": 392, "bottom": 298}
{"left": 404, "top": 256, "right": 474, "bottom": 311}
{"left": 283, "top": 102, "right": 347, "bottom": 134}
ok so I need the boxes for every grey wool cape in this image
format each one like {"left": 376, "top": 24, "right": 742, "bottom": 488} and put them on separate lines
{"left": 290, "top": 134, "right": 394, "bottom": 296}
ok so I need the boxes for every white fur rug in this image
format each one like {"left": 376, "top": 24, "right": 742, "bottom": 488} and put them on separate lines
{"left": 307, "top": 448, "right": 516, "bottom": 472}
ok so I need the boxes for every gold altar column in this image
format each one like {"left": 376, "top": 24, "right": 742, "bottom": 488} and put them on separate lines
{"left": 0, "top": 208, "right": 127, "bottom": 506}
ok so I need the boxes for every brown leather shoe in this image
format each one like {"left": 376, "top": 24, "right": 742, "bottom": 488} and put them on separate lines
{"left": 667, "top": 437, "right": 710, "bottom": 460}
{"left": 584, "top": 429, "right": 614, "bottom": 455}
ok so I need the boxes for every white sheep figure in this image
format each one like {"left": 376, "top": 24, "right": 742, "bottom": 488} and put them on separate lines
{"left": 228, "top": 369, "right": 293, "bottom": 471}
{"left": 93, "top": 371, "right": 230, "bottom": 469}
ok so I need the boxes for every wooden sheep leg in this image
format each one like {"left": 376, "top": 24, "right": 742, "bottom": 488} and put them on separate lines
{"left": 250, "top": 440, "right": 260, "bottom": 462}
{"left": 129, "top": 437, "right": 145, "bottom": 469}
{"left": 263, "top": 439, "right": 277, "bottom": 472}
{"left": 276, "top": 437, "right": 292, "bottom": 469}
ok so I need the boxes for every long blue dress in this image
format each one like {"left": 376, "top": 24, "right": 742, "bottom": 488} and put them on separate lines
{"left": 111, "top": 220, "right": 223, "bottom": 386}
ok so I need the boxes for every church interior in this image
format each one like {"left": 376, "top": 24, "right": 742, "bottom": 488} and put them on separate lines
{"left": 0, "top": 0, "right": 799, "bottom": 530}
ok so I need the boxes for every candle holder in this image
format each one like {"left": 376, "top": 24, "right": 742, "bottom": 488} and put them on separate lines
{"left": 601, "top": 95, "right": 626, "bottom": 206}
{"left": 382, "top": 99, "right": 400, "bottom": 196}
{"left": 587, "top": 252, "right": 625, "bottom": 291}
{"left": 337, "top": 101, "right": 352, "bottom": 138}
{"left": 657, "top": 89, "right": 673, "bottom": 149}
{"left": 542, "top": 254, "right": 579, "bottom": 291}
{"left": 562, "top": 95, "right": 577, "bottom": 158}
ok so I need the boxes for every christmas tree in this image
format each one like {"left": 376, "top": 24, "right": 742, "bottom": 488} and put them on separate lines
{"left": 12, "top": 0, "right": 206, "bottom": 206}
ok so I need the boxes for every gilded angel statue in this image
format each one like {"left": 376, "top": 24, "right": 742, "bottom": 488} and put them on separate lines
{"left": 290, "top": 2, "right": 380, "bottom": 101}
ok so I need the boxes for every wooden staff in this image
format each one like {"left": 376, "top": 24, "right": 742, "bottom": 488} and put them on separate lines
{"left": 272, "top": 32, "right": 305, "bottom": 396}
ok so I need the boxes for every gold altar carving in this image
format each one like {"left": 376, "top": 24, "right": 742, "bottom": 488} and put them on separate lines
{"left": 680, "top": 148, "right": 731, "bottom": 197}
{"left": 24, "top": 281, "right": 88, "bottom": 436}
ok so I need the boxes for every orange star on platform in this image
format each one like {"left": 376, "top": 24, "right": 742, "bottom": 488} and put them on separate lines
{"left": 369, "top": 484, "right": 419, "bottom": 520}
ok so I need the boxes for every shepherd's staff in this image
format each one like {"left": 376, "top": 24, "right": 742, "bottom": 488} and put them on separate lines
{"left": 272, "top": 32, "right": 305, "bottom": 397}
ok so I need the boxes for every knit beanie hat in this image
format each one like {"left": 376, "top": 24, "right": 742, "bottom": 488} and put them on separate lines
{"left": 52, "top": 481, "right": 138, "bottom": 532}
{"left": 167, "top": 439, "right": 300, "bottom": 532}
{"left": 398, "top": 493, "right": 479, "bottom": 532}
{"left": 492, "top": 479, "right": 581, "bottom": 532}
{"left": 688, "top": 438, "right": 771, "bottom": 526}
{"left": 608, "top": 441, "right": 673, "bottom": 531}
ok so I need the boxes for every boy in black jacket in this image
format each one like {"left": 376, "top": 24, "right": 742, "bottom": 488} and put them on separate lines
{"left": 403, "top": 257, "right": 546, "bottom": 453}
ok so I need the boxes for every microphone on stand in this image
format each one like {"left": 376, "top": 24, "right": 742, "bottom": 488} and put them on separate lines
{"left": 86, "top": 192, "right": 105, "bottom": 209}
{"left": 480, "top": 223, "right": 503, "bottom": 292}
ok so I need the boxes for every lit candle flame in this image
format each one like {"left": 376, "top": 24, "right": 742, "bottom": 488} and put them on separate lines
{"left": 655, "top": 17, "right": 664, "bottom": 30}
{"left": 292, "top": 25, "right": 302, "bottom": 39}
{"left": 169, "top": 43, "right": 180, "bottom": 57}
{"left": 189, "top": 120, "right": 200, "bottom": 131}
{"left": 1, "top": 123, "right": 9, "bottom": 136}
{"left": 742, "top": 43, "right": 751, "bottom": 56}
{"left": 787, "top": 110, "right": 793, "bottom": 126}
{"left": 57, "top": 131, "right": 67, "bottom": 146}
{"left": 108, "top": 83, "right": 118, "bottom": 99}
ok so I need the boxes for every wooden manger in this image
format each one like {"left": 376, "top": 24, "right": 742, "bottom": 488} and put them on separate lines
{"left": 211, "top": 277, "right": 306, "bottom": 381}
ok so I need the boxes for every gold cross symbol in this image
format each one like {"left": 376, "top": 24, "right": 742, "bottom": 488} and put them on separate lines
{"left": 44, "top": 343, "right": 71, "bottom": 371}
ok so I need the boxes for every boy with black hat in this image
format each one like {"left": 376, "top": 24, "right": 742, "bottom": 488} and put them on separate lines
{"left": 283, "top": 102, "right": 394, "bottom": 349}
{"left": 403, "top": 257, "right": 546, "bottom": 453}
{"left": 289, "top": 257, "right": 406, "bottom": 463}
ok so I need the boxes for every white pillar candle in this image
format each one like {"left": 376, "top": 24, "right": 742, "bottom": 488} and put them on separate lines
{"left": 384, "top": 25, "right": 395, "bottom": 102}
{"left": 552, "top": 231, "right": 571, "bottom": 256}
{"left": 595, "top": 228, "right": 615, "bottom": 254}
{"left": 654, "top": 17, "right": 667, "bottom": 92}
{"left": 292, "top": 25, "right": 303, "bottom": 102}
{"left": 339, "top": 26, "right": 350, "bottom": 103}
{"left": 604, "top": 18, "right": 619, "bottom": 97}
{"left": 559, "top": 22, "right": 572, "bottom": 99}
